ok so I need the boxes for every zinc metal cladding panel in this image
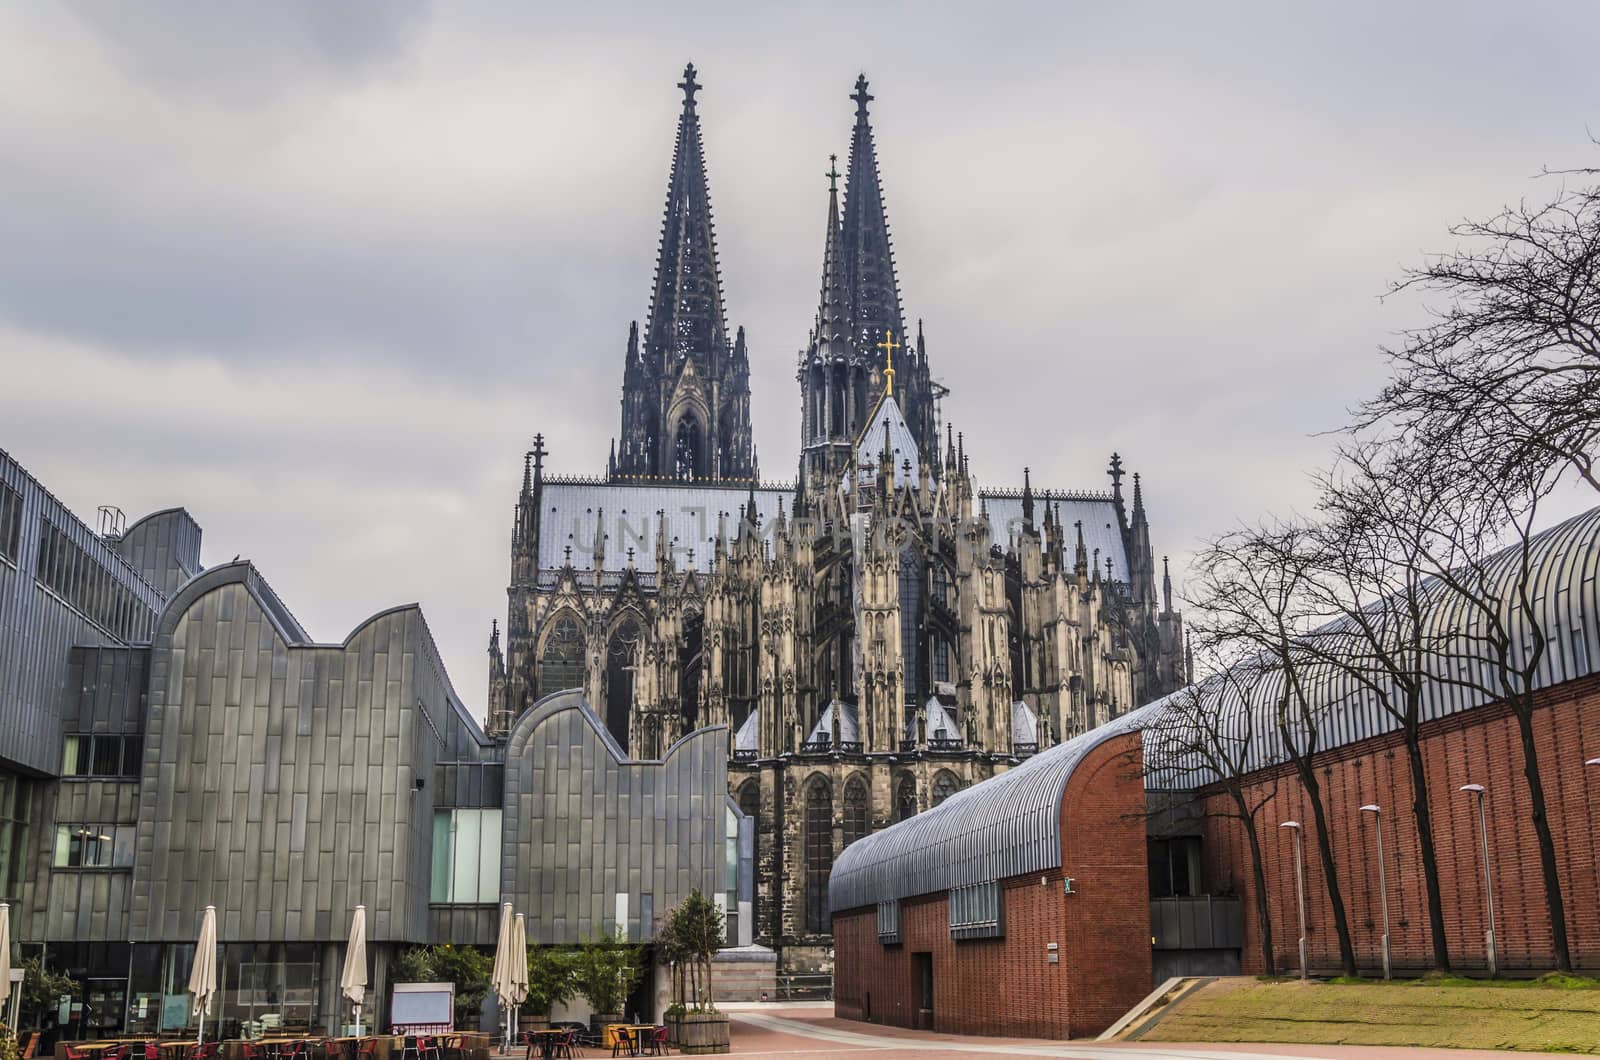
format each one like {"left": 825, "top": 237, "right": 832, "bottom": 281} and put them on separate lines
{"left": 503, "top": 689, "right": 727, "bottom": 945}
{"left": 131, "top": 562, "right": 456, "bottom": 944}
{"left": 1141, "top": 504, "right": 1600, "bottom": 792}
{"left": 829, "top": 706, "right": 1156, "bottom": 912}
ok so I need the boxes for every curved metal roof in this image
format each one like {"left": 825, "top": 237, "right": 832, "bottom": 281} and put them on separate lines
{"left": 1144, "top": 504, "right": 1600, "bottom": 787}
{"left": 829, "top": 704, "right": 1155, "bottom": 912}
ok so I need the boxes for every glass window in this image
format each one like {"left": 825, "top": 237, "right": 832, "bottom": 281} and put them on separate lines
{"left": 122, "top": 734, "right": 143, "bottom": 778}
{"left": 430, "top": 808, "right": 501, "bottom": 904}
{"left": 62, "top": 735, "right": 87, "bottom": 776}
{"left": 842, "top": 777, "right": 868, "bottom": 848}
{"left": 804, "top": 779, "right": 833, "bottom": 935}
{"left": 931, "top": 771, "right": 960, "bottom": 807}
{"left": 93, "top": 736, "right": 123, "bottom": 777}
{"left": 538, "top": 614, "right": 586, "bottom": 699}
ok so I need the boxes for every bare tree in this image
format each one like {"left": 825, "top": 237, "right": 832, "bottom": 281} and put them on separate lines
{"left": 1145, "top": 641, "right": 1283, "bottom": 976}
{"left": 1358, "top": 163, "right": 1600, "bottom": 496}
{"left": 1383, "top": 437, "right": 1574, "bottom": 971}
{"left": 1305, "top": 442, "right": 1457, "bottom": 972}
{"left": 1190, "top": 522, "right": 1358, "bottom": 977}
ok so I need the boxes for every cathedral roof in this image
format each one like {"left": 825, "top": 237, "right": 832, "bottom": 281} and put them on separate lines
{"left": 849, "top": 392, "right": 919, "bottom": 490}
{"left": 734, "top": 708, "right": 759, "bottom": 753}
{"left": 980, "top": 491, "right": 1129, "bottom": 580}
{"left": 539, "top": 480, "right": 790, "bottom": 576}
{"left": 1011, "top": 700, "right": 1039, "bottom": 745}
{"left": 906, "top": 694, "right": 960, "bottom": 742}
{"left": 806, "top": 699, "right": 859, "bottom": 746}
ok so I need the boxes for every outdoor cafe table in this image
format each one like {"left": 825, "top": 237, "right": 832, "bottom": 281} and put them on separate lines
{"left": 520, "top": 1030, "right": 564, "bottom": 1060}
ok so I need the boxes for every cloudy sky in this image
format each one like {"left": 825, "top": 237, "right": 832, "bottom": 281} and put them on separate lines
{"left": 4, "top": 2, "right": 1597, "bottom": 718}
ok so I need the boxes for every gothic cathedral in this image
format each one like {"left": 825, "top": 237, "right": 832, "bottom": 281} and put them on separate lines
{"left": 485, "top": 65, "right": 1187, "bottom": 976}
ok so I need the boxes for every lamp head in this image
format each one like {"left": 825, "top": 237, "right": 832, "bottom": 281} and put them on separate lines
{"left": 1359, "top": 804, "right": 1380, "bottom": 814}
{"left": 1280, "top": 821, "right": 1301, "bottom": 830}
{"left": 1586, "top": 758, "right": 1600, "bottom": 768}
{"left": 1460, "top": 783, "right": 1486, "bottom": 794}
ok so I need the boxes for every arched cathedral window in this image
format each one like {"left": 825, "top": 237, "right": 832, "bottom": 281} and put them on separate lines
{"left": 538, "top": 614, "right": 585, "bottom": 700}
{"left": 604, "top": 618, "right": 642, "bottom": 752}
{"left": 931, "top": 770, "right": 961, "bottom": 807}
{"left": 737, "top": 778, "right": 760, "bottom": 821}
{"left": 842, "top": 776, "right": 869, "bottom": 848}
{"left": 899, "top": 546, "right": 923, "bottom": 705}
{"left": 894, "top": 774, "right": 917, "bottom": 823}
{"left": 804, "top": 777, "right": 833, "bottom": 935}
{"left": 674, "top": 417, "right": 702, "bottom": 480}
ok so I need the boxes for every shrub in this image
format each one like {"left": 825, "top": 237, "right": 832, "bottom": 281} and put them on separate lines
{"left": 573, "top": 931, "right": 642, "bottom": 1017}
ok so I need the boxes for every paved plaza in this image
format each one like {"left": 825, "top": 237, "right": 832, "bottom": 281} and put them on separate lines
{"left": 708, "top": 1005, "right": 1576, "bottom": 1059}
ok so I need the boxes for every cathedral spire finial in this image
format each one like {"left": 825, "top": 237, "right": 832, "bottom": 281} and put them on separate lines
{"left": 1163, "top": 554, "right": 1173, "bottom": 613}
{"left": 876, "top": 329, "right": 900, "bottom": 397}
{"left": 678, "top": 62, "right": 700, "bottom": 104}
{"left": 851, "top": 73, "right": 873, "bottom": 116}
{"left": 1022, "top": 466, "right": 1035, "bottom": 529}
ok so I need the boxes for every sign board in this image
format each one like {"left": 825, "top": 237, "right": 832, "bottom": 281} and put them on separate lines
{"left": 391, "top": 982, "right": 454, "bottom": 1033}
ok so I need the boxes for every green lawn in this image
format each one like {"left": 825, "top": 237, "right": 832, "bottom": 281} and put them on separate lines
{"left": 1136, "top": 976, "right": 1600, "bottom": 1053}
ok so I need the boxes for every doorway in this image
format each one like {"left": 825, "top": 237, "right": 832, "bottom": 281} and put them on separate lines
{"left": 913, "top": 952, "right": 933, "bottom": 1029}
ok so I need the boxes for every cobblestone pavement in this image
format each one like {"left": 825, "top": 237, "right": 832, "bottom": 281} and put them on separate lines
{"left": 716, "top": 1005, "right": 1577, "bottom": 1059}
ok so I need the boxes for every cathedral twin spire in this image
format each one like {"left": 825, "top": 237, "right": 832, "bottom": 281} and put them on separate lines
{"left": 615, "top": 64, "right": 754, "bottom": 483}
{"left": 613, "top": 65, "right": 937, "bottom": 487}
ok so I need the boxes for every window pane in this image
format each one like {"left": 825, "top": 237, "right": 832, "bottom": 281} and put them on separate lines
{"left": 431, "top": 811, "right": 452, "bottom": 903}
{"left": 63, "top": 735, "right": 86, "bottom": 776}
{"left": 114, "top": 825, "right": 136, "bottom": 867}
{"left": 93, "top": 736, "right": 122, "bottom": 776}
{"left": 54, "top": 826, "right": 72, "bottom": 867}
{"left": 452, "top": 809, "right": 480, "bottom": 904}
{"left": 122, "top": 735, "right": 144, "bottom": 778}
{"left": 477, "top": 810, "right": 501, "bottom": 903}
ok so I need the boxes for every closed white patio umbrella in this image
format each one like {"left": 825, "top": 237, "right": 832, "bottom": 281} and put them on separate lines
{"left": 510, "top": 914, "right": 529, "bottom": 1048}
{"left": 0, "top": 902, "right": 13, "bottom": 1026}
{"left": 189, "top": 906, "right": 219, "bottom": 1049}
{"left": 489, "top": 903, "right": 516, "bottom": 1052}
{"left": 341, "top": 905, "right": 369, "bottom": 1037}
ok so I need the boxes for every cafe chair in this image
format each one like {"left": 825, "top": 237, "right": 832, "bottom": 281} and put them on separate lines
{"left": 241, "top": 1044, "right": 269, "bottom": 1060}
{"left": 20, "top": 1033, "right": 40, "bottom": 1060}
{"left": 192, "top": 1043, "right": 221, "bottom": 1060}
{"left": 608, "top": 1027, "right": 635, "bottom": 1058}
{"left": 356, "top": 1039, "right": 381, "bottom": 1060}
{"left": 62, "top": 1046, "right": 93, "bottom": 1060}
{"left": 278, "top": 1041, "right": 309, "bottom": 1060}
{"left": 641, "top": 1027, "right": 668, "bottom": 1057}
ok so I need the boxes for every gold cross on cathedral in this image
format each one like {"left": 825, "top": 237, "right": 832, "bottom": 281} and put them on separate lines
{"left": 877, "top": 329, "right": 901, "bottom": 397}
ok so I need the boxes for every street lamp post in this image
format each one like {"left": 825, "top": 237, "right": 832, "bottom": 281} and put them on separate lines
{"left": 1360, "top": 804, "right": 1391, "bottom": 980}
{"left": 1460, "top": 784, "right": 1496, "bottom": 977}
{"left": 1281, "top": 821, "right": 1307, "bottom": 979}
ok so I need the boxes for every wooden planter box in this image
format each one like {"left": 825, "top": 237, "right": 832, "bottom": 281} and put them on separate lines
{"left": 665, "top": 1012, "right": 730, "bottom": 1055}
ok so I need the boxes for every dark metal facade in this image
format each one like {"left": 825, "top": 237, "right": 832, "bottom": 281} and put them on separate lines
{"left": 502, "top": 690, "right": 728, "bottom": 945}
{"left": 0, "top": 448, "right": 168, "bottom": 776}
{"left": 129, "top": 563, "right": 461, "bottom": 944}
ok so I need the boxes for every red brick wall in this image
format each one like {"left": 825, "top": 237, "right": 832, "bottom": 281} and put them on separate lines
{"left": 833, "top": 732, "right": 1149, "bottom": 1039}
{"left": 1202, "top": 673, "right": 1600, "bottom": 975}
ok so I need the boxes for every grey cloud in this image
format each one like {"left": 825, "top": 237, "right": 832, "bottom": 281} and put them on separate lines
{"left": 4, "top": 1, "right": 1600, "bottom": 716}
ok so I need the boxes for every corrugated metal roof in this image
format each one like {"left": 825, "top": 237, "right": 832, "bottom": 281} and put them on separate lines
{"left": 540, "top": 481, "right": 791, "bottom": 574}
{"left": 829, "top": 705, "right": 1155, "bottom": 911}
{"left": 1143, "top": 504, "right": 1600, "bottom": 788}
{"left": 980, "top": 493, "right": 1128, "bottom": 581}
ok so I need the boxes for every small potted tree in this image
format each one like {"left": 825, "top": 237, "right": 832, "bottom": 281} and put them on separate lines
{"left": 661, "top": 890, "right": 728, "bottom": 1054}
{"left": 520, "top": 946, "right": 575, "bottom": 1034}
{"left": 573, "top": 930, "right": 642, "bottom": 1045}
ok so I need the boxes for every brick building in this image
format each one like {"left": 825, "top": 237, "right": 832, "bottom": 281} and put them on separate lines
{"left": 831, "top": 504, "right": 1600, "bottom": 1038}
{"left": 828, "top": 714, "right": 1152, "bottom": 1038}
